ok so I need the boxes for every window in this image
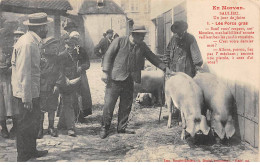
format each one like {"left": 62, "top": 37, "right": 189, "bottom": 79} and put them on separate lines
{"left": 143, "top": 0, "right": 150, "bottom": 12}
{"left": 130, "top": 0, "right": 139, "bottom": 12}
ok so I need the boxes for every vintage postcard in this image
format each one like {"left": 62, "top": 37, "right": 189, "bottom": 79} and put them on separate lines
{"left": 0, "top": 0, "right": 259, "bottom": 163}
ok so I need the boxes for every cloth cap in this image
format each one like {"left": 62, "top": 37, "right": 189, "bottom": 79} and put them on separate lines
{"left": 106, "top": 29, "right": 114, "bottom": 34}
{"left": 64, "top": 21, "right": 77, "bottom": 31}
{"left": 171, "top": 21, "right": 188, "bottom": 33}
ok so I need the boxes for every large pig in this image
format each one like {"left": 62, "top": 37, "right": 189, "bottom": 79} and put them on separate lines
{"left": 165, "top": 72, "right": 210, "bottom": 140}
{"left": 134, "top": 70, "right": 164, "bottom": 105}
{"left": 193, "top": 73, "right": 235, "bottom": 140}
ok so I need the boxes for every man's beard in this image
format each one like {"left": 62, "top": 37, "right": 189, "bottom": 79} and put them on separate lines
{"left": 39, "top": 30, "right": 48, "bottom": 39}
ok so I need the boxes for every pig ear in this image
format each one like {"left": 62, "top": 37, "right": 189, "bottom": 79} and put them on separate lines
{"left": 200, "top": 115, "right": 210, "bottom": 135}
{"left": 225, "top": 119, "right": 235, "bottom": 139}
{"left": 212, "top": 120, "right": 225, "bottom": 140}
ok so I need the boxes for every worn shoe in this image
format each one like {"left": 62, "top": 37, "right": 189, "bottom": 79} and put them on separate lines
{"left": 77, "top": 115, "right": 85, "bottom": 123}
{"left": 117, "top": 129, "right": 135, "bottom": 134}
{"left": 68, "top": 129, "right": 76, "bottom": 137}
{"left": 9, "top": 126, "right": 16, "bottom": 137}
{"left": 48, "top": 128, "right": 58, "bottom": 137}
{"left": 99, "top": 127, "right": 109, "bottom": 139}
{"left": 37, "top": 129, "right": 43, "bottom": 139}
{"left": 32, "top": 150, "right": 48, "bottom": 158}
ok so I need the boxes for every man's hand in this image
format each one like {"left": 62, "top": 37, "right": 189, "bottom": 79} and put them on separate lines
{"left": 23, "top": 102, "right": 33, "bottom": 111}
{"left": 164, "top": 67, "right": 171, "bottom": 75}
{"left": 77, "top": 66, "right": 82, "bottom": 73}
{"left": 195, "top": 66, "right": 205, "bottom": 73}
{"left": 101, "top": 72, "right": 109, "bottom": 84}
{"left": 53, "top": 86, "right": 59, "bottom": 95}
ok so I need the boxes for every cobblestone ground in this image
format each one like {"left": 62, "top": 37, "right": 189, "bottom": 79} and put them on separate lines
{"left": 0, "top": 60, "right": 258, "bottom": 162}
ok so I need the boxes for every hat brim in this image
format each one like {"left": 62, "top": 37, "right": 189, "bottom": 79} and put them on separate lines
{"left": 14, "top": 31, "right": 24, "bottom": 35}
{"left": 131, "top": 30, "right": 147, "bottom": 33}
{"left": 23, "top": 17, "right": 53, "bottom": 26}
{"left": 0, "top": 65, "right": 8, "bottom": 69}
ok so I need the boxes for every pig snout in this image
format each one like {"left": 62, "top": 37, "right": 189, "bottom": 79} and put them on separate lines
{"left": 186, "top": 115, "right": 210, "bottom": 137}
{"left": 135, "top": 93, "right": 155, "bottom": 106}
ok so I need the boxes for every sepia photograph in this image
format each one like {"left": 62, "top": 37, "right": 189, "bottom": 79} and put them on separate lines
{"left": 0, "top": 0, "right": 259, "bottom": 162}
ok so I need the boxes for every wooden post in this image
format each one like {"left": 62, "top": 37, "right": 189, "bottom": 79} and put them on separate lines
{"left": 54, "top": 15, "right": 61, "bottom": 38}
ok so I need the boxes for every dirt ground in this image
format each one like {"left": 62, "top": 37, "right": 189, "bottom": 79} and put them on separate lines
{"left": 0, "top": 60, "right": 258, "bottom": 162}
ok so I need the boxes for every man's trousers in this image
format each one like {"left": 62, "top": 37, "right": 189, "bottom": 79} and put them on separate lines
{"left": 15, "top": 97, "right": 41, "bottom": 161}
{"left": 102, "top": 76, "right": 134, "bottom": 131}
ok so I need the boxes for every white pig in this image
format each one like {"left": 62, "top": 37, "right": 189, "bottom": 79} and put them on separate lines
{"left": 165, "top": 72, "right": 210, "bottom": 140}
{"left": 194, "top": 73, "right": 235, "bottom": 140}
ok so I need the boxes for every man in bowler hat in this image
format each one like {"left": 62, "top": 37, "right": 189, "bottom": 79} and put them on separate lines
{"left": 100, "top": 25, "right": 170, "bottom": 139}
{"left": 11, "top": 12, "right": 52, "bottom": 161}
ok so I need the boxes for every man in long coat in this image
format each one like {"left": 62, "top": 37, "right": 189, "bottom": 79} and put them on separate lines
{"left": 100, "top": 25, "right": 169, "bottom": 139}
{"left": 11, "top": 12, "right": 51, "bottom": 162}
{"left": 163, "top": 21, "right": 203, "bottom": 77}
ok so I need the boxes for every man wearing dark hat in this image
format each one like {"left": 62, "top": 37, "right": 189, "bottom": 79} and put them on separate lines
{"left": 94, "top": 29, "right": 114, "bottom": 66}
{"left": 13, "top": 28, "right": 25, "bottom": 45}
{"left": 11, "top": 12, "right": 52, "bottom": 161}
{"left": 99, "top": 25, "right": 170, "bottom": 139}
{"left": 164, "top": 21, "right": 203, "bottom": 78}
{"left": 64, "top": 21, "right": 78, "bottom": 35}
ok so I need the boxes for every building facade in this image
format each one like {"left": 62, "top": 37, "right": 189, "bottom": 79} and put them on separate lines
{"left": 119, "top": 0, "right": 152, "bottom": 46}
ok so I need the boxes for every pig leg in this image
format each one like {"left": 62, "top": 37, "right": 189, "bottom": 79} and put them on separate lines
{"left": 166, "top": 97, "right": 173, "bottom": 128}
{"left": 180, "top": 110, "right": 186, "bottom": 140}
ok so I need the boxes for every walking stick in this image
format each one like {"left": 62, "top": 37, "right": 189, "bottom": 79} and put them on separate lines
{"left": 159, "top": 70, "right": 166, "bottom": 123}
{"left": 159, "top": 105, "right": 162, "bottom": 123}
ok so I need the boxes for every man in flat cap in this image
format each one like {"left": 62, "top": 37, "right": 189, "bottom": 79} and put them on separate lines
{"left": 37, "top": 37, "right": 60, "bottom": 139}
{"left": 100, "top": 25, "right": 170, "bottom": 139}
{"left": 163, "top": 21, "right": 203, "bottom": 78}
{"left": 94, "top": 29, "right": 114, "bottom": 66}
{"left": 11, "top": 12, "right": 52, "bottom": 162}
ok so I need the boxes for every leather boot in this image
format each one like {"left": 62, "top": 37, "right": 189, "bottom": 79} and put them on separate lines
{"left": 48, "top": 120, "right": 58, "bottom": 137}
{"left": 0, "top": 120, "right": 9, "bottom": 138}
{"left": 100, "top": 127, "right": 109, "bottom": 139}
{"left": 9, "top": 116, "right": 18, "bottom": 138}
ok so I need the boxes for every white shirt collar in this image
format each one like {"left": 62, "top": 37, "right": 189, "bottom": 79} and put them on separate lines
{"left": 29, "top": 31, "right": 42, "bottom": 43}
{"left": 129, "top": 35, "right": 135, "bottom": 45}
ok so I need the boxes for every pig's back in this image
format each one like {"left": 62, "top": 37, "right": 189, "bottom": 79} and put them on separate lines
{"left": 194, "top": 73, "right": 233, "bottom": 117}
{"left": 166, "top": 72, "right": 203, "bottom": 108}
{"left": 137, "top": 70, "right": 164, "bottom": 92}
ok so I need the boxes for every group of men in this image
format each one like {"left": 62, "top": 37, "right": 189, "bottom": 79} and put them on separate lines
{"left": 0, "top": 12, "right": 93, "bottom": 161}
{"left": 0, "top": 10, "right": 203, "bottom": 161}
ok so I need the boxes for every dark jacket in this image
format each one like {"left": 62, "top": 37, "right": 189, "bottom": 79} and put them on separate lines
{"left": 164, "top": 33, "right": 203, "bottom": 78}
{"left": 56, "top": 47, "right": 90, "bottom": 87}
{"left": 102, "top": 36, "right": 166, "bottom": 83}
{"left": 94, "top": 37, "right": 111, "bottom": 58}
